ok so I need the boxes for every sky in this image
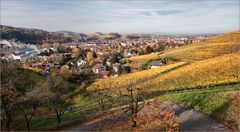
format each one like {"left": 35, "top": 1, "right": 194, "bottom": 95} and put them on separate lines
{"left": 1, "top": 0, "right": 239, "bottom": 34}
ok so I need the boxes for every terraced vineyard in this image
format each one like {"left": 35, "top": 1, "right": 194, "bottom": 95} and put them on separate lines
{"left": 147, "top": 52, "right": 240, "bottom": 92}
{"left": 129, "top": 52, "right": 159, "bottom": 63}
{"left": 160, "top": 42, "right": 240, "bottom": 61}
{"left": 209, "top": 31, "right": 240, "bottom": 43}
{"left": 89, "top": 62, "right": 187, "bottom": 91}
{"left": 90, "top": 52, "right": 240, "bottom": 93}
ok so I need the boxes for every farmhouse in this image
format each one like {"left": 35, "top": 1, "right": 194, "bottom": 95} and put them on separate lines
{"left": 149, "top": 60, "right": 164, "bottom": 69}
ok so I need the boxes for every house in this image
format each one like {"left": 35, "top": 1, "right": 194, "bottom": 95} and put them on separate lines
{"left": 0, "top": 40, "right": 12, "bottom": 48}
{"left": 149, "top": 60, "right": 164, "bottom": 69}
{"left": 112, "top": 63, "right": 121, "bottom": 73}
{"left": 127, "top": 50, "right": 136, "bottom": 57}
{"left": 106, "top": 58, "right": 111, "bottom": 66}
{"left": 76, "top": 59, "right": 87, "bottom": 67}
{"left": 100, "top": 70, "right": 110, "bottom": 78}
{"left": 92, "top": 64, "right": 105, "bottom": 74}
{"left": 8, "top": 54, "right": 21, "bottom": 61}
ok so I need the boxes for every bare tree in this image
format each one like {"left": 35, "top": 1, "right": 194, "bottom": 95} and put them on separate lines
{"left": 92, "top": 82, "right": 113, "bottom": 111}
{"left": 17, "top": 97, "right": 39, "bottom": 131}
{"left": 115, "top": 78, "right": 149, "bottom": 128}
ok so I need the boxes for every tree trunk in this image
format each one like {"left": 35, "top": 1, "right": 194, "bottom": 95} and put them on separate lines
{"left": 5, "top": 110, "right": 12, "bottom": 130}
{"left": 131, "top": 116, "right": 137, "bottom": 127}
{"left": 24, "top": 115, "right": 31, "bottom": 131}
{"left": 26, "top": 120, "right": 30, "bottom": 131}
{"left": 57, "top": 115, "right": 61, "bottom": 124}
{"left": 6, "top": 120, "right": 10, "bottom": 130}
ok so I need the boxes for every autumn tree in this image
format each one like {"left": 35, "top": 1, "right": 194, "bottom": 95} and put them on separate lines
{"left": 0, "top": 83, "right": 21, "bottom": 130}
{"left": 46, "top": 73, "right": 73, "bottom": 124}
{"left": 134, "top": 100, "right": 180, "bottom": 131}
{"left": 60, "top": 66, "right": 71, "bottom": 80}
{"left": 71, "top": 48, "right": 80, "bottom": 58}
{"left": 42, "top": 42, "right": 50, "bottom": 48}
{"left": 86, "top": 51, "right": 94, "bottom": 66}
{"left": 53, "top": 42, "right": 60, "bottom": 49}
{"left": 0, "top": 61, "right": 22, "bottom": 130}
{"left": 145, "top": 45, "right": 154, "bottom": 54}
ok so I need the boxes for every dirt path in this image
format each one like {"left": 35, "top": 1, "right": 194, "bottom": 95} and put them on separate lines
{"left": 61, "top": 100, "right": 229, "bottom": 131}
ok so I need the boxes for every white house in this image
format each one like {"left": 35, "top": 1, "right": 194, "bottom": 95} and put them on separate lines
{"left": 92, "top": 64, "right": 105, "bottom": 74}
{"left": 8, "top": 54, "right": 21, "bottom": 61}
{"left": 149, "top": 60, "right": 164, "bottom": 69}
{"left": 76, "top": 59, "right": 87, "bottom": 67}
{"left": 112, "top": 63, "right": 121, "bottom": 73}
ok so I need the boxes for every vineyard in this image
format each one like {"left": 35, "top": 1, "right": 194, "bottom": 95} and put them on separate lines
{"left": 88, "top": 62, "right": 187, "bottom": 91}
{"left": 208, "top": 31, "right": 240, "bottom": 43}
{"left": 129, "top": 52, "right": 159, "bottom": 63}
{"left": 147, "top": 52, "right": 240, "bottom": 91}
{"left": 90, "top": 52, "right": 240, "bottom": 93}
{"left": 160, "top": 42, "right": 240, "bottom": 61}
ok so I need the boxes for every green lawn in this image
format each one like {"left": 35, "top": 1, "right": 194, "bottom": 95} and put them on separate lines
{"left": 15, "top": 69, "right": 45, "bottom": 92}
{"left": 13, "top": 94, "right": 98, "bottom": 131}
{"left": 163, "top": 84, "right": 240, "bottom": 130}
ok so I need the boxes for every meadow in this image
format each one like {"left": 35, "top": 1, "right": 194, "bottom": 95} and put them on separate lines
{"left": 164, "top": 85, "right": 240, "bottom": 130}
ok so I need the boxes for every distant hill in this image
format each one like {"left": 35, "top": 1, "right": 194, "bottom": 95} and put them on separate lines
{"left": 0, "top": 25, "right": 74, "bottom": 44}
{"left": 0, "top": 25, "right": 145, "bottom": 44}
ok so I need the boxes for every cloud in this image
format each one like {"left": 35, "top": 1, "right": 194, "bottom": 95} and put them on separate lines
{"left": 1, "top": 0, "right": 239, "bottom": 34}
{"left": 155, "top": 10, "right": 183, "bottom": 16}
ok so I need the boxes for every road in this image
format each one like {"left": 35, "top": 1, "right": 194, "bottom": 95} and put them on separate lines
{"left": 61, "top": 100, "right": 229, "bottom": 131}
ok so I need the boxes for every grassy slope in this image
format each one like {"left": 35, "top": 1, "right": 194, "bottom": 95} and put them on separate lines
{"left": 88, "top": 62, "right": 187, "bottom": 91}
{"left": 160, "top": 42, "right": 240, "bottom": 61}
{"left": 12, "top": 69, "right": 92, "bottom": 130}
{"left": 147, "top": 52, "right": 240, "bottom": 92}
{"left": 16, "top": 69, "right": 45, "bottom": 92}
{"left": 90, "top": 52, "right": 240, "bottom": 92}
{"left": 129, "top": 52, "right": 159, "bottom": 63}
{"left": 129, "top": 32, "right": 240, "bottom": 63}
{"left": 163, "top": 84, "right": 240, "bottom": 130}
{"left": 209, "top": 32, "right": 240, "bottom": 43}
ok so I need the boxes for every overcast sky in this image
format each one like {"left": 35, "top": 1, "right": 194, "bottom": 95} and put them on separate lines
{"left": 1, "top": 0, "right": 239, "bottom": 34}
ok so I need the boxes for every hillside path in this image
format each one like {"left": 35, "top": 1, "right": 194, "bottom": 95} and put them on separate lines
{"left": 61, "top": 100, "right": 229, "bottom": 131}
